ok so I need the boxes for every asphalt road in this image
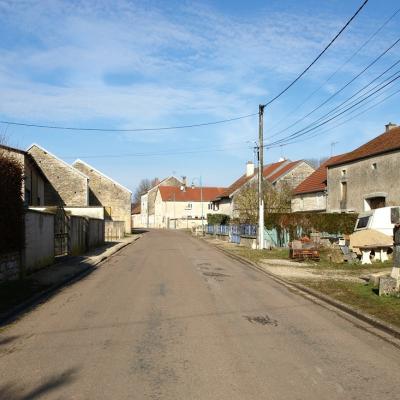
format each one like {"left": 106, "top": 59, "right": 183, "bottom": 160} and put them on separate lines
{"left": 1, "top": 229, "right": 399, "bottom": 400}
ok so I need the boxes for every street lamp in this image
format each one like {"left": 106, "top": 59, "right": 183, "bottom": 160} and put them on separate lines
{"left": 191, "top": 176, "right": 204, "bottom": 234}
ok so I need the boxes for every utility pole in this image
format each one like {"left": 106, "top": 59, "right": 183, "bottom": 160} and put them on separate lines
{"left": 258, "top": 104, "right": 265, "bottom": 250}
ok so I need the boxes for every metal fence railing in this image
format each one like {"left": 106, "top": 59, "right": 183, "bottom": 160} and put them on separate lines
{"left": 206, "top": 224, "right": 290, "bottom": 248}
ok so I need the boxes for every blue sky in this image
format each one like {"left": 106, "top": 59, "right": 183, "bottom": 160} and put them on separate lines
{"left": 1, "top": 0, "right": 399, "bottom": 192}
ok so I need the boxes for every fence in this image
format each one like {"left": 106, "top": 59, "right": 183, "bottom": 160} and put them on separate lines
{"left": 105, "top": 220, "right": 125, "bottom": 241}
{"left": 1, "top": 210, "right": 106, "bottom": 283}
{"left": 88, "top": 218, "right": 105, "bottom": 248}
{"left": 206, "top": 224, "right": 291, "bottom": 248}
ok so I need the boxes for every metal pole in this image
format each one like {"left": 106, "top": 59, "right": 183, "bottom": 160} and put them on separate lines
{"left": 258, "top": 104, "right": 265, "bottom": 250}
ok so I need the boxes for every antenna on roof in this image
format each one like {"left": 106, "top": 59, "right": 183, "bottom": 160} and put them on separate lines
{"left": 330, "top": 141, "right": 339, "bottom": 156}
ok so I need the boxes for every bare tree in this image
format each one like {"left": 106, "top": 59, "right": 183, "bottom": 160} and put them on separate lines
{"left": 133, "top": 178, "right": 159, "bottom": 204}
{"left": 234, "top": 180, "right": 293, "bottom": 223}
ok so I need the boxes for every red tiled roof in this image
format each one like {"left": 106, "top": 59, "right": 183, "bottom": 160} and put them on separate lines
{"left": 216, "top": 160, "right": 289, "bottom": 199}
{"left": 327, "top": 126, "right": 400, "bottom": 167}
{"left": 293, "top": 155, "right": 346, "bottom": 195}
{"left": 159, "top": 186, "right": 226, "bottom": 202}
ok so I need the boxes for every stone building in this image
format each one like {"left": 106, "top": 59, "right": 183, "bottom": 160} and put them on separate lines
{"left": 327, "top": 123, "right": 400, "bottom": 213}
{"left": 73, "top": 159, "right": 132, "bottom": 232}
{"left": 213, "top": 159, "right": 315, "bottom": 217}
{"left": 154, "top": 186, "right": 226, "bottom": 229}
{"left": 291, "top": 155, "right": 345, "bottom": 212}
{"left": 0, "top": 144, "right": 48, "bottom": 206}
{"left": 28, "top": 144, "right": 89, "bottom": 206}
{"left": 140, "top": 176, "right": 183, "bottom": 227}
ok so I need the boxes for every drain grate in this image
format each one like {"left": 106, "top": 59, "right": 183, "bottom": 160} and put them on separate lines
{"left": 244, "top": 315, "right": 278, "bottom": 326}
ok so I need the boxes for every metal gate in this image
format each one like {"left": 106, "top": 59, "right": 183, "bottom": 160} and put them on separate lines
{"left": 54, "top": 206, "right": 70, "bottom": 256}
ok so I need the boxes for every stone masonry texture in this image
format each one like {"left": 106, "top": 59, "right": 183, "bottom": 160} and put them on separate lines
{"left": 73, "top": 161, "right": 132, "bottom": 232}
{"left": 28, "top": 145, "right": 89, "bottom": 206}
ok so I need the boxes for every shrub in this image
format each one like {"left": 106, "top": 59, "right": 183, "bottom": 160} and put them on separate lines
{"left": 264, "top": 212, "right": 358, "bottom": 236}
{"left": 207, "top": 213, "right": 231, "bottom": 225}
{"left": 0, "top": 150, "right": 24, "bottom": 254}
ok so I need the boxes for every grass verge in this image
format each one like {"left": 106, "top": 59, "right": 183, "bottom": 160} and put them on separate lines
{"left": 296, "top": 279, "right": 400, "bottom": 328}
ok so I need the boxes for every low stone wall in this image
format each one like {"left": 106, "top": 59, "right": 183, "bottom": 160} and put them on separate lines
{"left": 24, "top": 210, "right": 55, "bottom": 273}
{"left": 0, "top": 251, "right": 20, "bottom": 281}
{"left": 105, "top": 220, "right": 125, "bottom": 241}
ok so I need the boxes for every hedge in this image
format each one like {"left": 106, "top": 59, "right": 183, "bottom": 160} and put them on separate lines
{"left": 0, "top": 152, "right": 24, "bottom": 254}
{"left": 264, "top": 212, "right": 358, "bottom": 236}
{"left": 207, "top": 213, "right": 231, "bottom": 225}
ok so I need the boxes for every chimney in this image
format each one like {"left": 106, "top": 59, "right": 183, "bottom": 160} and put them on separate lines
{"left": 246, "top": 161, "right": 255, "bottom": 177}
{"left": 385, "top": 122, "right": 397, "bottom": 132}
{"left": 180, "top": 176, "right": 187, "bottom": 191}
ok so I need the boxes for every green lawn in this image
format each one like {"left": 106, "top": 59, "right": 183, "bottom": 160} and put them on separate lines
{"left": 297, "top": 280, "right": 400, "bottom": 328}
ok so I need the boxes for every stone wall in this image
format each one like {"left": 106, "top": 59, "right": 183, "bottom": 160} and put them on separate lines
{"left": 73, "top": 160, "right": 132, "bottom": 232}
{"left": 0, "top": 252, "right": 20, "bottom": 281}
{"left": 327, "top": 150, "right": 400, "bottom": 213}
{"left": 291, "top": 191, "right": 327, "bottom": 212}
{"left": 28, "top": 145, "right": 89, "bottom": 206}
{"left": 276, "top": 161, "right": 315, "bottom": 189}
{"left": 24, "top": 210, "right": 55, "bottom": 273}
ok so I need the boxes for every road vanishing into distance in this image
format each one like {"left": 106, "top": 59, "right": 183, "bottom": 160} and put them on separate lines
{"left": 1, "top": 229, "right": 399, "bottom": 399}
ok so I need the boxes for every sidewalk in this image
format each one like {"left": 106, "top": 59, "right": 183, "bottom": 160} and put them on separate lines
{"left": 0, "top": 235, "right": 141, "bottom": 324}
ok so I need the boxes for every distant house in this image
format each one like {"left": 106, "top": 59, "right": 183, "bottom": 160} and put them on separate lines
{"left": 131, "top": 203, "right": 141, "bottom": 229}
{"left": 154, "top": 185, "right": 226, "bottom": 229}
{"left": 73, "top": 159, "right": 132, "bottom": 232}
{"left": 291, "top": 155, "right": 345, "bottom": 213}
{"left": 327, "top": 123, "right": 400, "bottom": 213}
{"left": 140, "top": 176, "right": 183, "bottom": 228}
{"left": 213, "top": 159, "right": 315, "bottom": 217}
{"left": 0, "top": 144, "right": 49, "bottom": 207}
{"left": 28, "top": 144, "right": 89, "bottom": 206}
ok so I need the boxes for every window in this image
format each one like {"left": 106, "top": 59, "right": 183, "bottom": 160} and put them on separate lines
{"left": 371, "top": 163, "right": 377, "bottom": 170}
{"left": 208, "top": 203, "right": 213, "bottom": 210}
{"left": 356, "top": 216, "right": 370, "bottom": 230}
{"left": 341, "top": 169, "right": 346, "bottom": 177}
{"left": 185, "top": 203, "right": 192, "bottom": 210}
{"left": 366, "top": 196, "right": 385, "bottom": 210}
{"left": 340, "top": 182, "right": 347, "bottom": 209}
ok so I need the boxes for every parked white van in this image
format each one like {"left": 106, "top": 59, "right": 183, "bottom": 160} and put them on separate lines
{"left": 354, "top": 206, "right": 399, "bottom": 236}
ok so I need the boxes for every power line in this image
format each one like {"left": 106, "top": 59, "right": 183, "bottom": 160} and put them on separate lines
{"left": 268, "top": 6, "right": 400, "bottom": 131}
{"left": 0, "top": 112, "right": 259, "bottom": 133}
{"left": 277, "top": 59, "right": 400, "bottom": 140}
{"left": 270, "top": 36, "right": 400, "bottom": 138}
{"left": 266, "top": 86, "right": 400, "bottom": 149}
{"left": 262, "top": 0, "right": 370, "bottom": 107}
{"left": 266, "top": 72, "right": 400, "bottom": 147}
{"left": 61, "top": 141, "right": 255, "bottom": 159}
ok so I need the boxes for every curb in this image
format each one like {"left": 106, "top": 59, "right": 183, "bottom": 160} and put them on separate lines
{"left": 200, "top": 237, "right": 400, "bottom": 341}
{"left": 0, "top": 236, "right": 140, "bottom": 327}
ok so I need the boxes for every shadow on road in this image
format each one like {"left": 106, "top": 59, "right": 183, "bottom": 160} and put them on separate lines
{"left": 0, "top": 367, "right": 79, "bottom": 400}
{"left": 0, "top": 335, "right": 19, "bottom": 347}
